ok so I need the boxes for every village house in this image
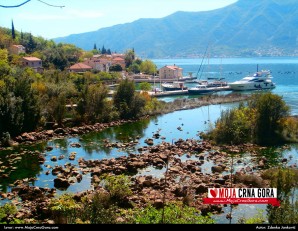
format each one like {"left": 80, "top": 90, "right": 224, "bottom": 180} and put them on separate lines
{"left": 159, "top": 65, "right": 183, "bottom": 80}
{"left": 83, "top": 54, "right": 126, "bottom": 72}
{"left": 84, "top": 56, "right": 112, "bottom": 72}
{"left": 9, "top": 45, "right": 26, "bottom": 55}
{"left": 22, "top": 56, "right": 43, "bottom": 72}
{"left": 69, "top": 63, "right": 92, "bottom": 73}
{"left": 112, "top": 57, "right": 126, "bottom": 70}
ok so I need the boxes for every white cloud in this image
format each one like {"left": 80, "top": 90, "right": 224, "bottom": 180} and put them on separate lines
{"left": 65, "top": 9, "right": 104, "bottom": 19}
{"left": 18, "top": 9, "right": 104, "bottom": 21}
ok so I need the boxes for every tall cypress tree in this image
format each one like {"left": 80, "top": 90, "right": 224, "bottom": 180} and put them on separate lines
{"left": 11, "top": 20, "right": 16, "bottom": 40}
{"left": 93, "top": 43, "right": 97, "bottom": 50}
{"left": 102, "top": 45, "right": 106, "bottom": 54}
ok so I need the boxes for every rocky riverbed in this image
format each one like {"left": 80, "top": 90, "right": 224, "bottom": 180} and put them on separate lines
{"left": 0, "top": 136, "right": 293, "bottom": 224}
{"left": 3, "top": 92, "right": 284, "bottom": 224}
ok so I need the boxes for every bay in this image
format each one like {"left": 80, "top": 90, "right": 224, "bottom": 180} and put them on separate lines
{"left": 0, "top": 57, "right": 298, "bottom": 224}
{"left": 152, "top": 57, "right": 298, "bottom": 115}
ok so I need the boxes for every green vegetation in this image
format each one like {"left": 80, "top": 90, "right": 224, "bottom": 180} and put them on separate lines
{"left": 100, "top": 174, "right": 132, "bottom": 202}
{"left": 113, "top": 79, "right": 146, "bottom": 119}
{"left": 238, "top": 209, "right": 266, "bottom": 224}
{"left": 0, "top": 203, "right": 23, "bottom": 224}
{"left": 139, "top": 82, "right": 152, "bottom": 91}
{"left": 206, "top": 93, "right": 293, "bottom": 145}
{"left": 262, "top": 168, "right": 298, "bottom": 224}
{"left": 131, "top": 203, "right": 214, "bottom": 224}
{"left": 0, "top": 26, "right": 165, "bottom": 144}
{"left": 49, "top": 193, "right": 80, "bottom": 224}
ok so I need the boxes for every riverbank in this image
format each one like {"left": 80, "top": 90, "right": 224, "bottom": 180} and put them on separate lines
{"left": 1, "top": 92, "right": 296, "bottom": 224}
{"left": 1, "top": 138, "right": 289, "bottom": 224}
{"left": 3, "top": 93, "right": 250, "bottom": 148}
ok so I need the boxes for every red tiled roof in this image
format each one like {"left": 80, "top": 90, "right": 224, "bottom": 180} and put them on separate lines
{"left": 113, "top": 57, "right": 125, "bottom": 61}
{"left": 23, "top": 57, "right": 41, "bottom": 61}
{"left": 163, "top": 65, "right": 182, "bottom": 70}
{"left": 12, "top": 45, "right": 25, "bottom": 48}
{"left": 69, "top": 63, "right": 92, "bottom": 70}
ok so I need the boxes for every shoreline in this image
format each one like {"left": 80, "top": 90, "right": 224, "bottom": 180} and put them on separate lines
{"left": 3, "top": 93, "right": 250, "bottom": 148}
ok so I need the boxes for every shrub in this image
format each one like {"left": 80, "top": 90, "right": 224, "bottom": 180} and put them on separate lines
{"left": 49, "top": 193, "right": 80, "bottom": 224}
{"left": 132, "top": 203, "right": 215, "bottom": 224}
{"left": 0, "top": 203, "right": 23, "bottom": 224}
{"left": 100, "top": 174, "right": 132, "bottom": 203}
{"left": 79, "top": 191, "right": 117, "bottom": 224}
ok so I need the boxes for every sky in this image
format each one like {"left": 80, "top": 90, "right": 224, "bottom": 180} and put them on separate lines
{"left": 0, "top": 0, "right": 237, "bottom": 39}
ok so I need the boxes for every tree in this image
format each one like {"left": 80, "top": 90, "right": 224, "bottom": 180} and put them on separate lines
{"left": 139, "top": 82, "right": 152, "bottom": 91}
{"left": 101, "top": 45, "right": 106, "bottom": 54}
{"left": 113, "top": 79, "right": 145, "bottom": 119}
{"left": 130, "top": 63, "right": 140, "bottom": 74}
{"left": 93, "top": 43, "right": 97, "bottom": 50}
{"left": 140, "top": 60, "right": 157, "bottom": 75}
{"left": 11, "top": 20, "right": 15, "bottom": 40}
{"left": 124, "top": 49, "right": 135, "bottom": 68}
{"left": 109, "top": 64, "right": 122, "bottom": 72}
{"left": 77, "top": 84, "right": 109, "bottom": 123}
{"left": 249, "top": 93, "right": 290, "bottom": 144}
{"left": 26, "top": 33, "right": 36, "bottom": 53}
{"left": 14, "top": 69, "right": 41, "bottom": 132}
{"left": 209, "top": 92, "right": 291, "bottom": 145}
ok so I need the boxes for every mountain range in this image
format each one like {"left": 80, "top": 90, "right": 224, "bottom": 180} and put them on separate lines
{"left": 54, "top": 0, "right": 298, "bottom": 58}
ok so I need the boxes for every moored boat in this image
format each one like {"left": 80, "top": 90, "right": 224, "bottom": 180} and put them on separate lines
{"left": 161, "top": 81, "right": 187, "bottom": 91}
{"left": 229, "top": 70, "right": 276, "bottom": 91}
{"left": 188, "top": 85, "right": 215, "bottom": 95}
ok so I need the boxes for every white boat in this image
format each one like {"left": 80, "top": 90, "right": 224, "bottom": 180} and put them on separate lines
{"left": 188, "top": 85, "right": 215, "bottom": 95}
{"left": 188, "top": 84, "right": 230, "bottom": 95}
{"left": 161, "top": 81, "right": 187, "bottom": 91}
{"left": 229, "top": 70, "right": 276, "bottom": 91}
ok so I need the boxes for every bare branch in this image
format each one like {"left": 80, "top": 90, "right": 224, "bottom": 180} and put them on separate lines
{"left": 0, "top": 0, "right": 31, "bottom": 8}
{"left": 0, "top": 0, "right": 65, "bottom": 8}
{"left": 37, "top": 0, "right": 64, "bottom": 8}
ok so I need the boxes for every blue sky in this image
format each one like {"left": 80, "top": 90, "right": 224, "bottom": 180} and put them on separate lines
{"left": 0, "top": 0, "right": 237, "bottom": 39}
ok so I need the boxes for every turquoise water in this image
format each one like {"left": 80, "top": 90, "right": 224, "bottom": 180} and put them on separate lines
{"left": 153, "top": 57, "right": 298, "bottom": 115}
{"left": 0, "top": 57, "right": 298, "bottom": 223}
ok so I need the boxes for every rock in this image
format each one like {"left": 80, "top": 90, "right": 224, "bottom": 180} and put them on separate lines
{"left": 58, "top": 155, "right": 65, "bottom": 160}
{"left": 245, "top": 166, "right": 252, "bottom": 172}
{"left": 54, "top": 128, "right": 66, "bottom": 134}
{"left": 127, "top": 161, "right": 146, "bottom": 172}
{"left": 174, "top": 186, "right": 188, "bottom": 197}
{"left": 54, "top": 178, "right": 70, "bottom": 189}
{"left": 76, "top": 174, "right": 83, "bottom": 182}
{"left": 211, "top": 166, "right": 223, "bottom": 173}
{"left": 50, "top": 156, "right": 57, "bottom": 162}
{"left": 195, "top": 184, "right": 208, "bottom": 194}
{"left": 214, "top": 178, "right": 226, "bottom": 185}
{"left": 153, "top": 158, "right": 164, "bottom": 165}
{"left": 91, "top": 175, "right": 101, "bottom": 184}
{"left": 70, "top": 142, "right": 81, "bottom": 148}
{"left": 145, "top": 138, "right": 154, "bottom": 145}
{"left": 46, "top": 146, "right": 54, "bottom": 152}
{"left": 153, "top": 133, "right": 160, "bottom": 139}
{"left": 153, "top": 199, "right": 164, "bottom": 209}
{"left": 45, "top": 130, "right": 54, "bottom": 136}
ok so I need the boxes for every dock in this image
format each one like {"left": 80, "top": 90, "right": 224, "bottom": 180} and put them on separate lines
{"left": 148, "top": 90, "right": 189, "bottom": 97}
{"left": 147, "top": 86, "right": 231, "bottom": 98}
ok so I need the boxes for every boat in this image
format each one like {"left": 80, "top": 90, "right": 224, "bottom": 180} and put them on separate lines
{"left": 229, "top": 70, "right": 276, "bottom": 91}
{"left": 161, "top": 81, "right": 187, "bottom": 91}
{"left": 188, "top": 84, "right": 215, "bottom": 95}
{"left": 197, "top": 78, "right": 228, "bottom": 88}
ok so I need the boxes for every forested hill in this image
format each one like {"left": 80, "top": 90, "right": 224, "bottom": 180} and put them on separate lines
{"left": 54, "top": 0, "right": 298, "bottom": 58}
